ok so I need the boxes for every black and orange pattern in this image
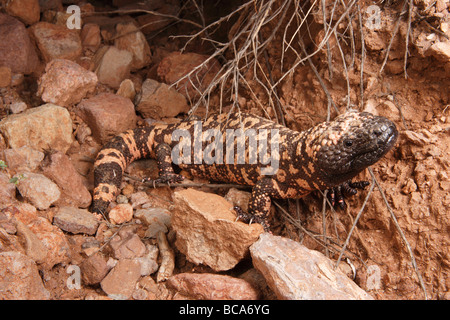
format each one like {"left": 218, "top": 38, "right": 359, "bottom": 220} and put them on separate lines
{"left": 92, "top": 111, "right": 398, "bottom": 229}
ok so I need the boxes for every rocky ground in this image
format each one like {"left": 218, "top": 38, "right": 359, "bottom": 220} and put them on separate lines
{"left": 0, "top": 0, "right": 449, "bottom": 300}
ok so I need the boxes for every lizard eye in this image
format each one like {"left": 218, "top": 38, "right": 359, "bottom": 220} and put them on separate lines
{"left": 344, "top": 139, "right": 353, "bottom": 147}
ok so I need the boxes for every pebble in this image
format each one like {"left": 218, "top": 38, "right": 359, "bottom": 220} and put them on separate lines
{"left": 15, "top": 172, "right": 61, "bottom": 210}
{"left": 171, "top": 189, "right": 263, "bottom": 271}
{"left": 93, "top": 46, "right": 133, "bottom": 89}
{"left": 0, "top": 172, "right": 16, "bottom": 207}
{"left": 53, "top": 207, "right": 99, "bottom": 235}
{"left": 167, "top": 273, "right": 260, "bottom": 300}
{"left": 116, "top": 79, "right": 136, "bottom": 100}
{"left": 135, "top": 78, "right": 189, "bottom": 119}
{"left": 37, "top": 59, "right": 98, "bottom": 107}
{"left": 250, "top": 233, "right": 373, "bottom": 300}
{"left": 16, "top": 220, "right": 48, "bottom": 264}
{"left": 109, "top": 203, "right": 134, "bottom": 225}
{"left": 100, "top": 258, "right": 141, "bottom": 299}
{"left": 75, "top": 93, "right": 136, "bottom": 144}
{"left": 81, "top": 23, "right": 101, "bottom": 51}
{"left": 29, "top": 21, "right": 82, "bottom": 62}
{"left": 41, "top": 151, "right": 92, "bottom": 208}
{"left": 135, "top": 244, "right": 159, "bottom": 276}
{"left": 0, "top": 13, "right": 40, "bottom": 74}
{"left": 0, "top": 104, "right": 73, "bottom": 153}
{"left": 0, "top": 251, "right": 50, "bottom": 299}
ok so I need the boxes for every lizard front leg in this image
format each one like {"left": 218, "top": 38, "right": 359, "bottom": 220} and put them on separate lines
{"left": 145, "top": 143, "right": 184, "bottom": 186}
{"left": 234, "top": 177, "right": 276, "bottom": 231}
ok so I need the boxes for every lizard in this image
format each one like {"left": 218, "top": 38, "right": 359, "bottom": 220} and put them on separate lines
{"left": 91, "top": 110, "right": 398, "bottom": 230}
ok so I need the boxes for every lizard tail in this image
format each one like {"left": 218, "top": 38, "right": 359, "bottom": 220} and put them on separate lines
{"left": 91, "top": 127, "right": 155, "bottom": 214}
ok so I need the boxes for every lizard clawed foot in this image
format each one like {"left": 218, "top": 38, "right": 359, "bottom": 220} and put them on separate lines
{"left": 144, "top": 173, "right": 184, "bottom": 188}
{"left": 327, "top": 180, "right": 370, "bottom": 209}
{"left": 233, "top": 206, "right": 271, "bottom": 232}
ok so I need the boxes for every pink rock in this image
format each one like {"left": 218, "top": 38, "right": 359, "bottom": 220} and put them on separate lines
{"left": 80, "top": 253, "right": 109, "bottom": 285}
{"left": 41, "top": 151, "right": 92, "bottom": 208}
{"left": 37, "top": 59, "right": 98, "bottom": 107}
{"left": 167, "top": 273, "right": 260, "bottom": 300}
{"left": 81, "top": 23, "right": 101, "bottom": 51}
{"left": 0, "top": 252, "right": 50, "bottom": 299}
{"left": 109, "top": 203, "right": 134, "bottom": 225}
{"left": 100, "top": 259, "right": 141, "bottom": 299}
{"left": 0, "top": 14, "right": 40, "bottom": 74}
{"left": 30, "top": 22, "right": 82, "bottom": 63}
{"left": 114, "top": 22, "right": 151, "bottom": 71}
{"left": 94, "top": 46, "right": 133, "bottom": 89}
{"left": 75, "top": 93, "right": 137, "bottom": 143}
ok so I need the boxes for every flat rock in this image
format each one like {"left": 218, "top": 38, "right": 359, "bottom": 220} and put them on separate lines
{"left": 250, "top": 233, "right": 374, "bottom": 300}
{"left": 94, "top": 46, "right": 133, "bottom": 88}
{"left": 136, "top": 78, "right": 189, "bottom": 119}
{"left": 0, "top": 172, "right": 17, "bottom": 206}
{"left": 41, "top": 151, "right": 92, "bottom": 208}
{"left": 4, "top": 146, "right": 45, "bottom": 172}
{"left": 0, "top": 251, "right": 50, "bottom": 299}
{"left": 171, "top": 189, "right": 263, "bottom": 271}
{"left": 134, "top": 208, "right": 171, "bottom": 238}
{"left": 29, "top": 21, "right": 82, "bottom": 62}
{"left": 81, "top": 23, "right": 101, "bottom": 51}
{"left": 75, "top": 93, "right": 136, "bottom": 143}
{"left": 167, "top": 273, "right": 260, "bottom": 300}
{"left": 16, "top": 220, "right": 48, "bottom": 264}
{"left": 0, "top": 13, "right": 40, "bottom": 74}
{"left": 15, "top": 172, "right": 61, "bottom": 210}
{"left": 100, "top": 259, "right": 141, "bottom": 299}
{"left": 37, "top": 59, "right": 98, "bottom": 107}
{"left": 109, "top": 225, "right": 146, "bottom": 260}
{"left": 0, "top": 103, "right": 73, "bottom": 153}
{"left": 53, "top": 207, "right": 99, "bottom": 235}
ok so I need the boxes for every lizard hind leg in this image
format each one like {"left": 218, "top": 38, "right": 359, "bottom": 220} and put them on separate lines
{"left": 144, "top": 143, "right": 184, "bottom": 186}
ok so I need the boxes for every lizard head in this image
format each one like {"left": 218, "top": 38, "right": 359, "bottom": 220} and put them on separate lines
{"left": 310, "top": 111, "right": 398, "bottom": 186}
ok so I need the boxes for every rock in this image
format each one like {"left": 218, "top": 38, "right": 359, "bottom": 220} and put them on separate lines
{"left": 0, "top": 14, "right": 40, "bottom": 74}
{"left": 5, "top": 0, "right": 40, "bottom": 25}
{"left": 0, "top": 251, "right": 50, "bottom": 299}
{"left": 109, "top": 226, "right": 146, "bottom": 259}
{"left": 38, "top": 0, "right": 62, "bottom": 11}
{"left": 250, "top": 233, "right": 373, "bottom": 300}
{"left": 167, "top": 273, "right": 260, "bottom": 300}
{"left": 3, "top": 146, "right": 44, "bottom": 172}
{"left": 15, "top": 172, "right": 60, "bottom": 210}
{"left": 157, "top": 51, "right": 221, "bottom": 100}
{"left": 37, "top": 59, "right": 98, "bottom": 107}
{"left": 3, "top": 203, "right": 70, "bottom": 270}
{"left": 136, "top": 78, "right": 189, "bottom": 119}
{"left": 16, "top": 220, "right": 48, "bottom": 264}
{"left": 171, "top": 189, "right": 264, "bottom": 271}
{"left": 29, "top": 22, "right": 82, "bottom": 63}
{"left": 94, "top": 46, "right": 133, "bottom": 89}
{"left": 114, "top": 22, "right": 151, "bottom": 71}
{"left": 428, "top": 41, "right": 450, "bottom": 63}
{"left": 41, "top": 151, "right": 92, "bottom": 208}
{"left": 129, "top": 191, "right": 151, "bottom": 208}
{"left": 100, "top": 259, "right": 141, "bottom": 299}
{"left": 80, "top": 252, "right": 109, "bottom": 285}
{"left": 109, "top": 203, "right": 134, "bottom": 225}
{"left": 0, "top": 66, "right": 12, "bottom": 87}
{"left": 75, "top": 93, "right": 136, "bottom": 144}
{"left": 81, "top": 23, "right": 101, "bottom": 51}
{"left": 53, "top": 207, "right": 99, "bottom": 235}
{"left": 116, "top": 79, "right": 136, "bottom": 100}
{"left": 134, "top": 208, "right": 171, "bottom": 238}
{"left": 0, "top": 172, "right": 16, "bottom": 206}
{"left": 135, "top": 244, "right": 159, "bottom": 276}
{"left": 0, "top": 103, "right": 73, "bottom": 153}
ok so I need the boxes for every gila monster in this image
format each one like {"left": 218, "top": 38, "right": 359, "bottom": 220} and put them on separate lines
{"left": 92, "top": 111, "right": 398, "bottom": 229}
